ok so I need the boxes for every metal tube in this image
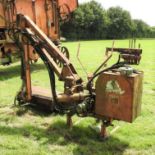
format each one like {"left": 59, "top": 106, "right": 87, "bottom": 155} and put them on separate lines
{"left": 57, "top": 93, "right": 89, "bottom": 103}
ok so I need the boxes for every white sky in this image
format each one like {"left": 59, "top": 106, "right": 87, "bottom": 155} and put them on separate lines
{"left": 78, "top": 0, "right": 155, "bottom": 26}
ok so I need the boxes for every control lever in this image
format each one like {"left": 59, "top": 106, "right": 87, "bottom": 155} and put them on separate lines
{"left": 76, "top": 43, "right": 88, "bottom": 78}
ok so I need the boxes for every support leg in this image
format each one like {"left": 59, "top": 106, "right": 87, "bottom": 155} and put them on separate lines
{"left": 66, "top": 114, "right": 73, "bottom": 129}
{"left": 100, "top": 121, "right": 109, "bottom": 140}
{"left": 23, "top": 45, "right": 32, "bottom": 101}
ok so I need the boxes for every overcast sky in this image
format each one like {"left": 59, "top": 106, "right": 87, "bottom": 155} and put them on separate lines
{"left": 78, "top": 0, "right": 155, "bottom": 26}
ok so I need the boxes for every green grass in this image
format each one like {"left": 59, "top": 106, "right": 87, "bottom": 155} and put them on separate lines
{"left": 0, "top": 39, "right": 155, "bottom": 155}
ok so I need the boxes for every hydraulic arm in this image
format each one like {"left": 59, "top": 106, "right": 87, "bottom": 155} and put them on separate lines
{"left": 16, "top": 14, "right": 86, "bottom": 112}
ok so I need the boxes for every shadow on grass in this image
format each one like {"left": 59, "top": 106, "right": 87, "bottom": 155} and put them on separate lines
{"left": 0, "top": 63, "right": 46, "bottom": 81}
{"left": 0, "top": 119, "right": 129, "bottom": 155}
{"left": 15, "top": 105, "right": 53, "bottom": 117}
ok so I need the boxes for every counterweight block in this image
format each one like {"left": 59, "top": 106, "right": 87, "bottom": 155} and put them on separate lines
{"left": 95, "top": 70, "right": 143, "bottom": 123}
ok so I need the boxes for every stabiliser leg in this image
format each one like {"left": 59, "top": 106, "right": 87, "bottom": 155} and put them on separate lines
{"left": 66, "top": 114, "right": 73, "bottom": 129}
{"left": 100, "top": 119, "right": 113, "bottom": 140}
{"left": 100, "top": 123, "right": 108, "bottom": 139}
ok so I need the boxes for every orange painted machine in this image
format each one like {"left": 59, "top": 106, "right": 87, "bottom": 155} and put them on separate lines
{"left": 0, "top": 0, "right": 78, "bottom": 65}
{"left": 0, "top": 0, "right": 143, "bottom": 138}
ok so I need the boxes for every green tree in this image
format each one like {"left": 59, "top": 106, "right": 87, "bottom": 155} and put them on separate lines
{"left": 60, "top": 1, "right": 154, "bottom": 40}
{"left": 61, "top": 0, "right": 109, "bottom": 40}
{"left": 107, "top": 7, "right": 134, "bottom": 39}
{"left": 150, "top": 27, "right": 155, "bottom": 38}
{"left": 133, "top": 19, "right": 151, "bottom": 38}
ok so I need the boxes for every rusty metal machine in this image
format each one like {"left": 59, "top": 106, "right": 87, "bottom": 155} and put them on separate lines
{"left": 0, "top": 0, "right": 143, "bottom": 138}
{"left": 0, "top": 0, "right": 77, "bottom": 65}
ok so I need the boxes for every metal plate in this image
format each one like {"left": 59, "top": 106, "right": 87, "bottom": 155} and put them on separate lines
{"left": 95, "top": 71, "right": 143, "bottom": 122}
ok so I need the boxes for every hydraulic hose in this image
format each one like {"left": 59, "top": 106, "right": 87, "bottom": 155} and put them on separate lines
{"left": 86, "top": 63, "right": 124, "bottom": 95}
{"left": 21, "top": 30, "right": 77, "bottom": 113}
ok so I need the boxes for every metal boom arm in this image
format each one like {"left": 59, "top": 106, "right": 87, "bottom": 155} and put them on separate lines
{"left": 17, "top": 14, "right": 83, "bottom": 92}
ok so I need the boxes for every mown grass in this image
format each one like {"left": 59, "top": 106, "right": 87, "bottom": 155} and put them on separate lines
{"left": 0, "top": 39, "right": 155, "bottom": 155}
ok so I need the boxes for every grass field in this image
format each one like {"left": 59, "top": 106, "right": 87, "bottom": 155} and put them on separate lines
{"left": 0, "top": 39, "right": 155, "bottom": 155}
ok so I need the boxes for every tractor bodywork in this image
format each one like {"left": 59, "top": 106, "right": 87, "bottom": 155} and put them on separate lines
{"left": 0, "top": 0, "right": 78, "bottom": 65}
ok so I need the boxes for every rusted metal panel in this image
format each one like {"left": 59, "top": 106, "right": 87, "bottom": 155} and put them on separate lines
{"left": 0, "top": 0, "right": 60, "bottom": 39}
{"left": 16, "top": 0, "right": 59, "bottom": 39}
{"left": 0, "top": 3, "right": 5, "bottom": 28}
{"left": 31, "top": 86, "right": 54, "bottom": 111}
{"left": 95, "top": 71, "right": 143, "bottom": 123}
{"left": 0, "top": 0, "right": 79, "bottom": 65}
{"left": 58, "top": 0, "right": 78, "bottom": 12}
{"left": 0, "top": 0, "right": 79, "bottom": 38}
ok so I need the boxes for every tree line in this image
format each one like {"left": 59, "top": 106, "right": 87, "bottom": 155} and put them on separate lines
{"left": 61, "top": 0, "right": 155, "bottom": 40}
